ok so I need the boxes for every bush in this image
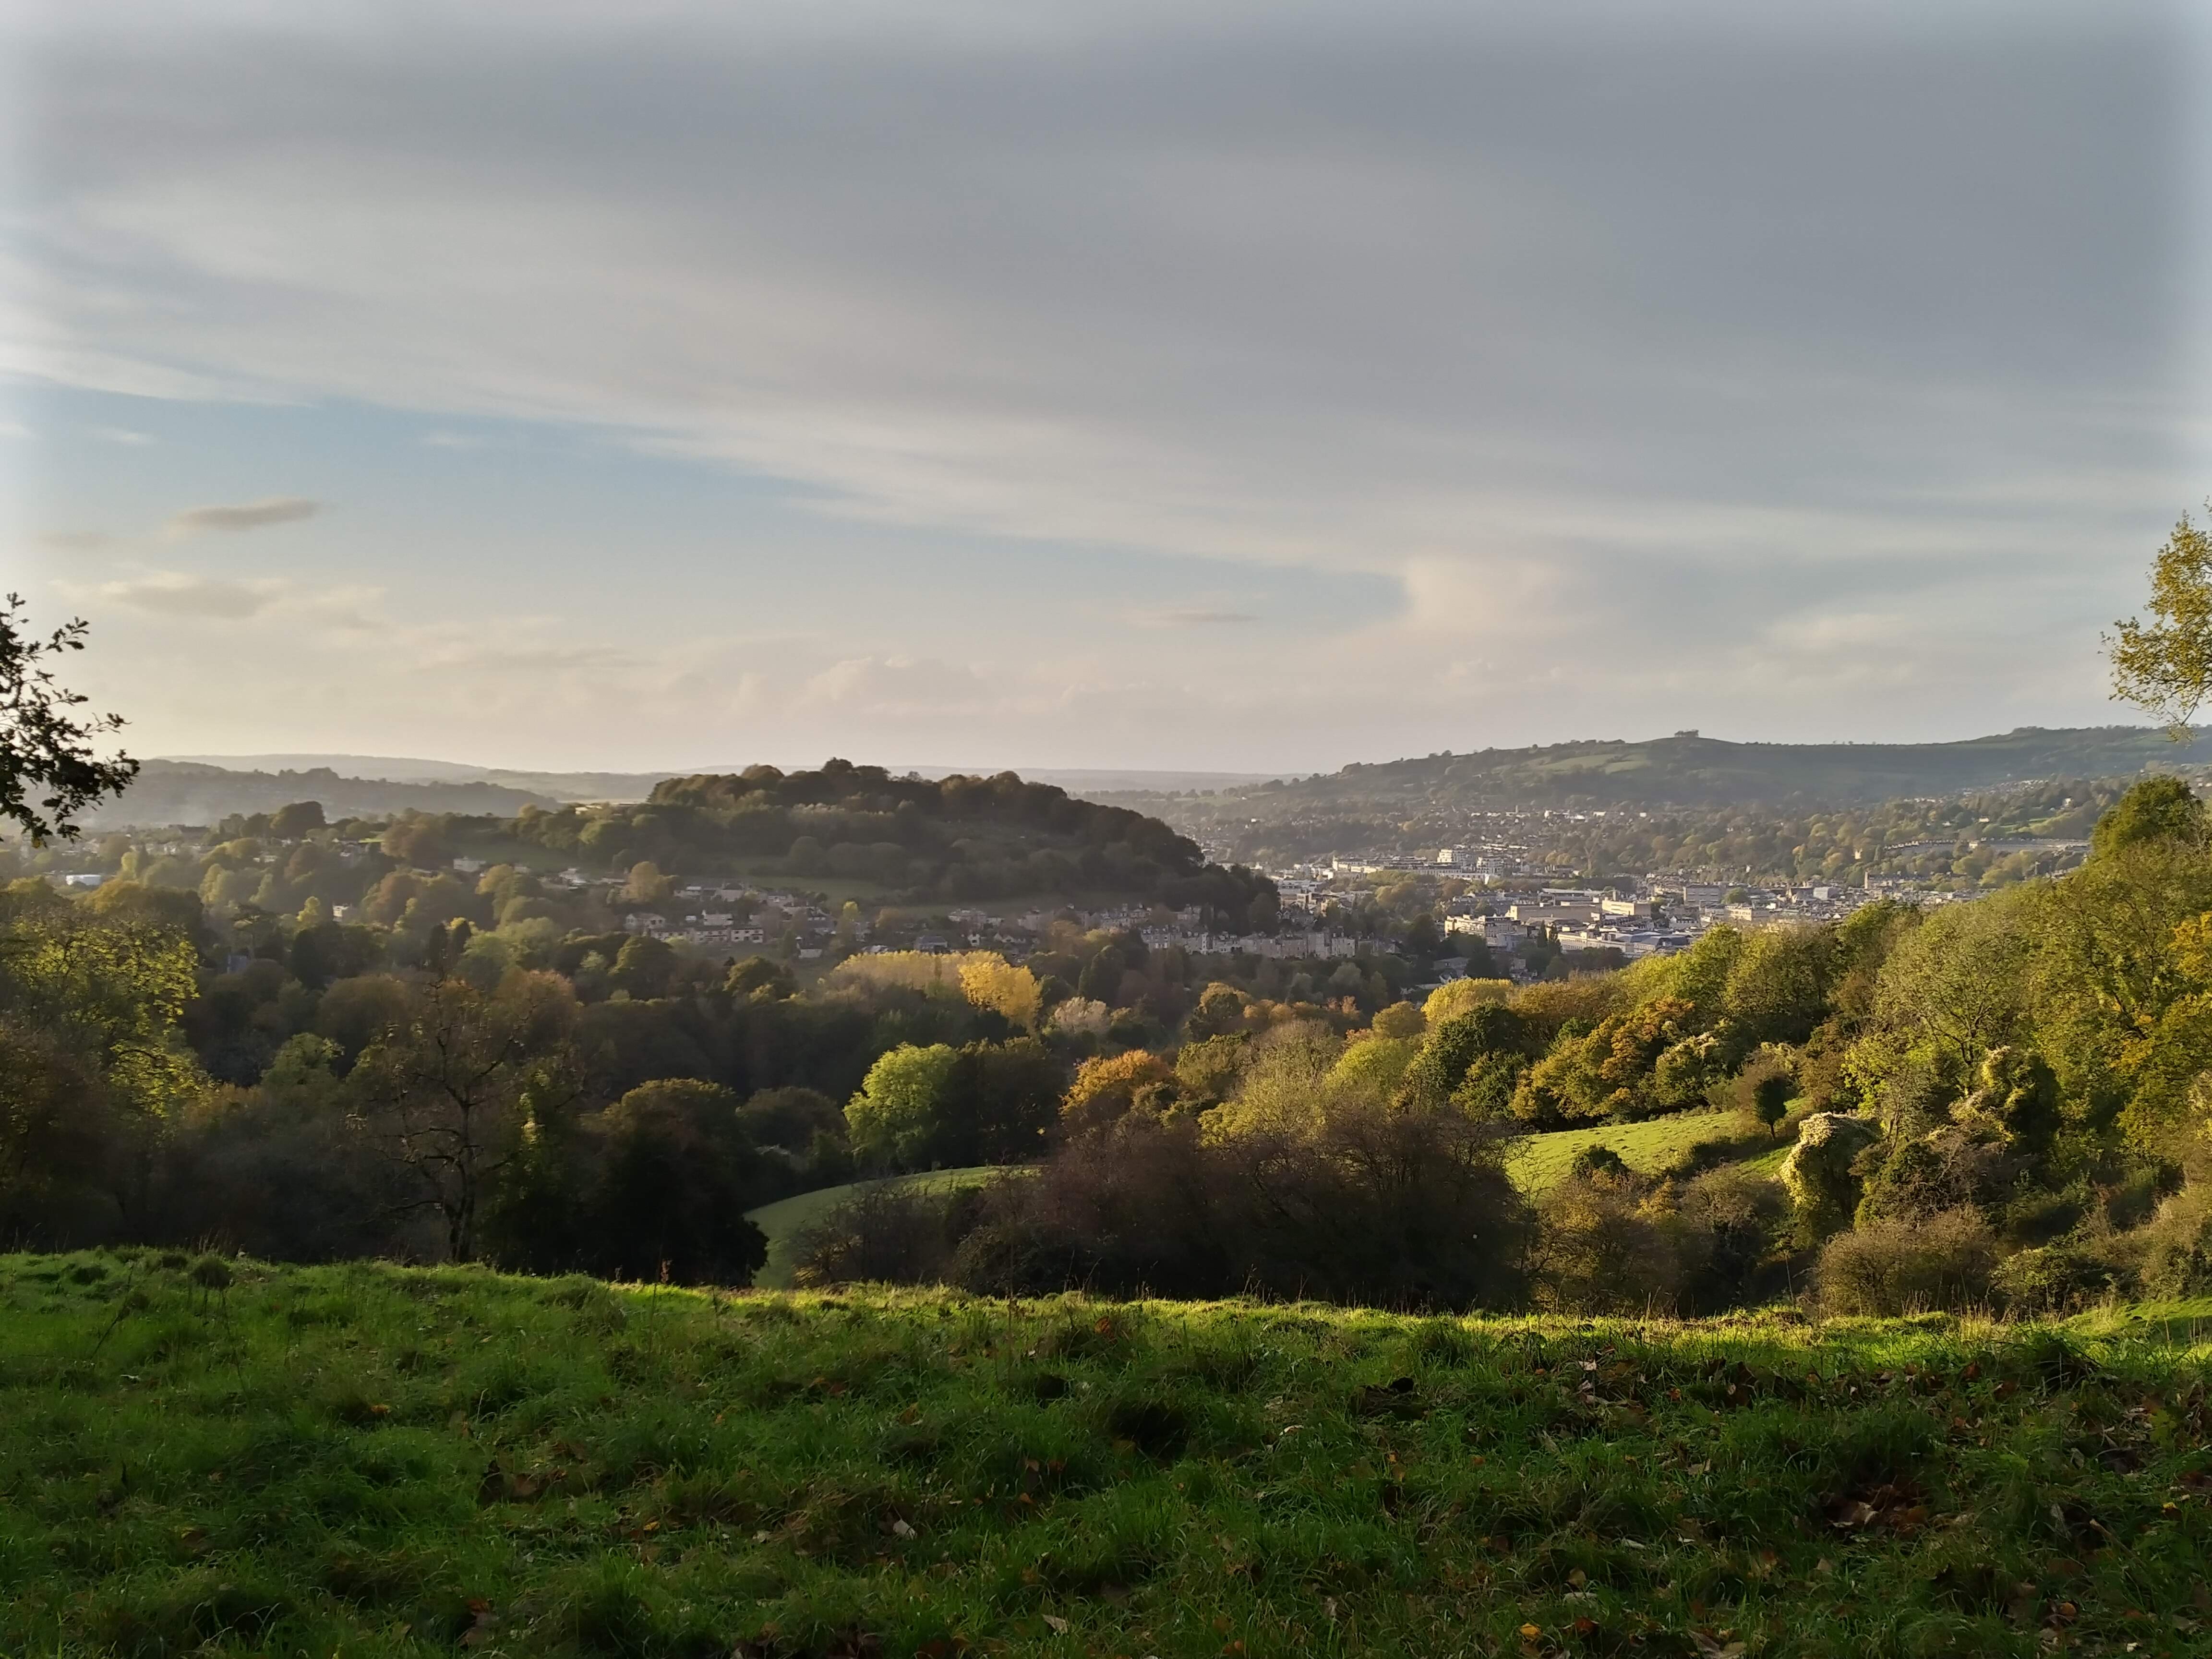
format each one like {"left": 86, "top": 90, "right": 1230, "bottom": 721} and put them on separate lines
{"left": 1992, "top": 1242, "right": 2123, "bottom": 1315}
{"left": 952, "top": 1106, "right": 1531, "bottom": 1311}
{"left": 790, "top": 1183, "right": 973, "bottom": 1288}
{"left": 1815, "top": 1209, "right": 1997, "bottom": 1315}
{"left": 1529, "top": 1172, "right": 1685, "bottom": 1314}
{"left": 1779, "top": 1113, "right": 1879, "bottom": 1242}
{"left": 1674, "top": 1165, "right": 1789, "bottom": 1312}
{"left": 2129, "top": 1184, "right": 2212, "bottom": 1298}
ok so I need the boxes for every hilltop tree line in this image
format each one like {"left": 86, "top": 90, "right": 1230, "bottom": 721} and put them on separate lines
{"left": 509, "top": 760, "right": 1277, "bottom": 920}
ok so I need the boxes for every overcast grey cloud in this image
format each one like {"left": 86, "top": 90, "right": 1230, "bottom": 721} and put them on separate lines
{"left": 1, "top": 0, "right": 2206, "bottom": 766}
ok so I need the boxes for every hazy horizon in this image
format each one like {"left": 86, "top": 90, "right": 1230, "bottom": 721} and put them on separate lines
{"left": 7, "top": 1, "right": 2211, "bottom": 771}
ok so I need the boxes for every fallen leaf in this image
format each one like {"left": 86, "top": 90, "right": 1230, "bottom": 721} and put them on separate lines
{"left": 1042, "top": 1615, "right": 1069, "bottom": 1635}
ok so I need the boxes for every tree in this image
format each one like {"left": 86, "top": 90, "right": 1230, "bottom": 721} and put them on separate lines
{"left": 622, "top": 860, "right": 672, "bottom": 904}
{"left": 2108, "top": 510, "right": 2212, "bottom": 736}
{"left": 1062, "top": 1049, "right": 1177, "bottom": 1137}
{"left": 0, "top": 910, "right": 204, "bottom": 1236}
{"left": 844, "top": 1043, "right": 960, "bottom": 1167}
{"left": 268, "top": 800, "right": 326, "bottom": 839}
{"left": 959, "top": 952, "right": 1044, "bottom": 1032}
{"left": 1396, "top": 1004, "right": 1533, "bottom": 1112}
{"left": 606, "top": 935, "right": 676, "bottom": 999}
{"left": 349, "top": 972, "right": 582, "bottom": 1261}
{"left": 0, "top": 594, "right": 138, "bottom": 843}
{"left": 2090, "top": 774, "right": 2205, "bottom": 859}
{"left": 583, "top": 1080, "right": 769, "bottom": 1285}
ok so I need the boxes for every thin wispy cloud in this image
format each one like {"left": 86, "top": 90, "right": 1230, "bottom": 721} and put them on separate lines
{"left": 72, "top": 571, "right": 286, "bottom": 620}
{"left": 39, "top": 530, "right": 116, "bottom": 552}
{"left": 165, "top": 497, "right": 323, "bottom": 536}
{"left": 1130, "top": 608, "right": 1261, "bottom": 628}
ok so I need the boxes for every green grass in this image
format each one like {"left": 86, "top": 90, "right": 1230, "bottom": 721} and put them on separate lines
{"left": 748, "top": 1169, "right": 1006, "bottom": 1289}
{"left": 3, "top": 1251, "right": 2209, "bottom": 1658}
{"left": 1504, "top": 1108, "right": 1753, "bottom": 1191}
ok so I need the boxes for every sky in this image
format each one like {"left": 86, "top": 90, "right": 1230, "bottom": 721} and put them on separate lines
{"left": 3, "top": 0, "right": 2209, "bottom": 774}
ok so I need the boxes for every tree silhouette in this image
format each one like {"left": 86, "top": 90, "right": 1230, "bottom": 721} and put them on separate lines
{"left": 0, "top": 593, "right": 138, "bottom": 842}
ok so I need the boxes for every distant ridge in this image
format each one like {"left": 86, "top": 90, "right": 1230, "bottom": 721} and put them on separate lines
{"left": 159, "top": 756, "right": 1298, "bottom": 807}
{"left": 1248, "top": 725, "right": 2212, "bottom": 813}
{"left": 88, "top": 761, "right": 559, "bottom": 829}
{"left": 110, "top": 726, "right": 2212, "bottom": 831}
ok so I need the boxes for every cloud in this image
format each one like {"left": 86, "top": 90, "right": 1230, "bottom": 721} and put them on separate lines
{"left": 75, "top": 571, "right": 286, "bottom": 619}
{"left": 39, "top": 530, "right": 115, "bottom": 552}
{"left": 88, "top": 426, "right": 153, "bottom": 445}
{"left": 4, "top": 1, "right": 2201, "bottom": 761}
{"left": 1129, "top": 607, "right": 1260, "bottom": 628}
{"left": 165, "top": 497, "right": 322, "bottom": 535}
{"left": 0, "top": 421, "right": 32, "bottom": 439}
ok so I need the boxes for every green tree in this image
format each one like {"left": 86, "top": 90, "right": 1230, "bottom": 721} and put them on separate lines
{"left": 1396, "top": 1004, "right": 1532, "bottom": 1113}
{"left": 583, "top": 1080, "right": 769, "bottom": 1285}
{"left": 607, "top": 935, "right": 677, "bottom": 999}
{"left": 844, "top": 1043, "right": 960, "bottom": 1167}
{"left": 0, "top": 910, "right": 204, "bottom": 1238}
{"left": 2108, "top": 509, "right": 2212, "bottom": 736}
{"left": 268, "top": 800, "right": 326, "bottom": 839}
{"left": 2090, "top": 775, "right": 2205, "bottom": 860}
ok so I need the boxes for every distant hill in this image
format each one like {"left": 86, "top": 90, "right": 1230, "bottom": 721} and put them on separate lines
{"left": 163, "top": 756, "right": 1297, "bottom": 805}
{"left": 160, "top": 755, "right": 671, "bottom": 803}
{"left": 88, "top": 760, "right": 557, "bottom": 828}
{"left": 1180, "top": 725, "right": 2212, "bottom": 817}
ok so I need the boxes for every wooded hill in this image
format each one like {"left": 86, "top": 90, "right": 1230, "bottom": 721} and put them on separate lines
{"left": 508, "top": 760, "right": 1278, "bottom": 921}
{"left": 1167, "top": 724, "right": 2212, "bottom": 816}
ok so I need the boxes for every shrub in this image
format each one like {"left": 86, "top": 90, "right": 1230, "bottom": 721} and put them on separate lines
{"left": 2129, "top": 1184, "right": 2212, "bottom": 1298}
{"left": 1854, "top": 1124, "right": 2008, "bottom": 1227}
{"left": 1779, "top": 1113, "right": 1879, "bottom": 1241}
{"left": 1528, "top": 1170, "right": 1685, "bottom": 1315}
{"left": 1814, "top": 1209, "right": 1997, "bottom": 1315}
{"left": 953, "top": 1106, "right": 1531, "bottom": 1311}
{"left": 1991, "top": 1242, "right": 2122, "bottom": 1315}
{"left": 791, "top": 1183, "right": 971, "bottom": 1288}
{"left": 1673, "top": 1165, "right": 1788, "bottom": 1312}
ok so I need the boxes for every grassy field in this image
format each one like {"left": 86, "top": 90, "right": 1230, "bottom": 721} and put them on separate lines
{"left": 4, "top": 1251, "right": 2209, "bottom": 1658}
{"left": 1501, "top": 1108, "right": 1754, "bottom": 1191}
{"left": 749, "top": 1170, "right": 1005, "bottom": 1289}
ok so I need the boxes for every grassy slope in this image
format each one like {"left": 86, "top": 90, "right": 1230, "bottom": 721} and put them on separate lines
{"left": 4, "top": 1253, "right": 2208, "bottom": 1659}
{"left": 1501, "top": 1109, "right": 1749, "bottom": 1191}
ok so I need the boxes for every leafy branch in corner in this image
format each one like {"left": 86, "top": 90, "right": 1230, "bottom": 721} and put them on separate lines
{"left": 0, "top": 592, "right": 139, "bottom": 843}
{"left": 2107, "top": 508, "right": 2212, "bottom": 741}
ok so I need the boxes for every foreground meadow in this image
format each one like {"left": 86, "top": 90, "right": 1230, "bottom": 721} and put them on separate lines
{"left": 3, "top": 1252, "right": 2209, "bottom": 1658}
